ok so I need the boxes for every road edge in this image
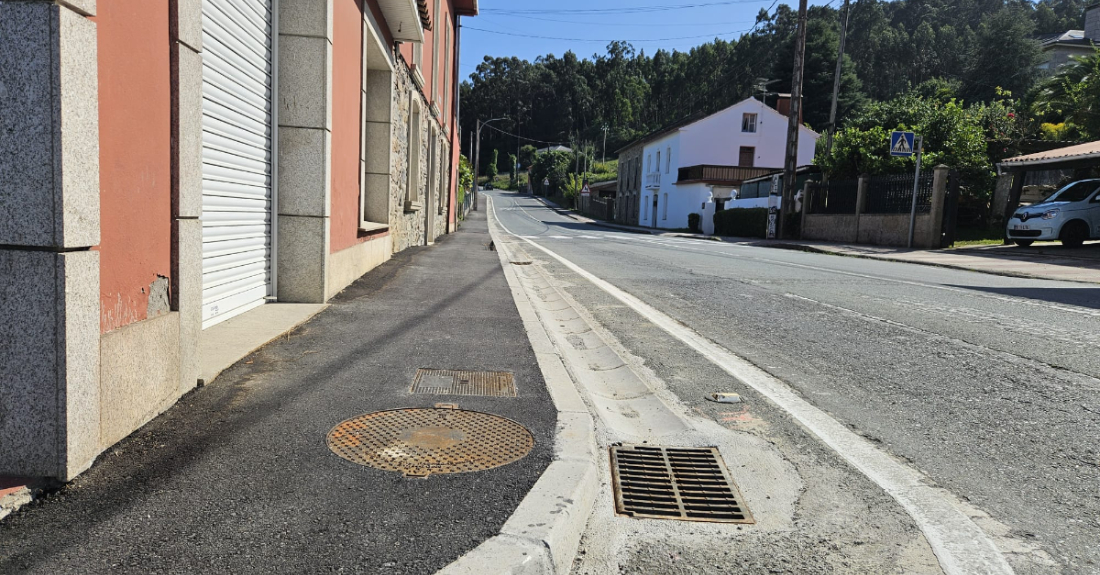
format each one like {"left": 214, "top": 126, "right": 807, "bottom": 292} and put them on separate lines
{"left": 436, "top": 196, "right": 599, "bottom": 575}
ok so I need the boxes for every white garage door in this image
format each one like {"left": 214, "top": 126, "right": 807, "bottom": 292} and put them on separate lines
{"left": 200, "top": 0, "right": 275, "bottom": 328}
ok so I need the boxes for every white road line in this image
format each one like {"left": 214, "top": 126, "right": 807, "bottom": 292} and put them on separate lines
{"left": 487, "top": 195, "right": 1015, "bottom": 575}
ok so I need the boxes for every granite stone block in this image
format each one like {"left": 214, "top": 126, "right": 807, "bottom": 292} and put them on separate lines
{"left": 278, "top": 126, "right": 331, "bottom": 217}
{"left": 177, "top": 46, "right": 203, "bottom": 219}
{"left": 278, "top": 34, "right": 331, "bottom": 130}
{"left": 280, "top": 0, "right": 332, "bottom": 39}
{"left": 276, "top": 215, "right": 329, "bottom": 303}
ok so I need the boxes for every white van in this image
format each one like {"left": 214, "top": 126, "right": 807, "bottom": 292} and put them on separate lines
{"left": 1006, "top": 179, "right": 1100, "bottom": 247}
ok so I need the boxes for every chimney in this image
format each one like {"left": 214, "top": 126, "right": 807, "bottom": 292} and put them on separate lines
{"left": 1087, "top": 3, "right": 1100, "bottom": 42}
{"left": 772, "top": 93, "right": 803, "bottom": 124}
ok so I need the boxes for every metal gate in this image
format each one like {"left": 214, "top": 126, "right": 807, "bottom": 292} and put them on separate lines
{"left": 200, "top": 0, "right": 275, "bottom": 328}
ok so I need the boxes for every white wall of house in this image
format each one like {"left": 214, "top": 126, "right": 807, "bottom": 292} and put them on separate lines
{"left": 678, "top": 98, "right": 818, "bottom": 169}
{"left": 638, "top": 98, "right": 817, "bottom": 230}
{"left": 640, "top": 132, "right": 680, "bottom": 228}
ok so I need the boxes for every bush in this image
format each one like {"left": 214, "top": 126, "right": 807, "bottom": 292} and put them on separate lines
{"left": 688, "top": 213, "right": 701, "bottom": 233}
{"left": 713, "top": 208, "right": 768, "bottom": 238}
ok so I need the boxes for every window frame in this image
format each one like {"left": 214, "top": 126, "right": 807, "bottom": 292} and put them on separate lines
{"left": 742, "top": 113, "right": 758, "bottom": 133}
{"left": 405, "top": 95, "right": 423, "bottom": 211}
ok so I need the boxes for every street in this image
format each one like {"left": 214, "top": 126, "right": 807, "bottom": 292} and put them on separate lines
{"left": 485, "top": 189, "right": 1100, "bottom": 574}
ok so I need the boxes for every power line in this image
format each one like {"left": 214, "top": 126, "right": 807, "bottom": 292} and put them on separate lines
{"left": 480, "top": 13, "right": 756, "bottom": 28}
{"left": 463, "top": 25, "right": 752, "bottom": 43}
{"left": 486, "top": 0, "right": 774, "bottom": 15}
{"left": 479, "top": 121, "right": 569, "bottom": 146}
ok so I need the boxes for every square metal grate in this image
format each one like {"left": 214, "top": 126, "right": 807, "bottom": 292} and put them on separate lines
{"left": 610, "top": 444, "right": 753, "bottom": 523}
{"left": 409, "top": 369, "right": 517, "bottom": 397}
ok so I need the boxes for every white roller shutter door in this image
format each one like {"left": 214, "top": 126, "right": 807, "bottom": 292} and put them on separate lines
{"left": 200, "top": 0, "right": 275, "bottom": 328}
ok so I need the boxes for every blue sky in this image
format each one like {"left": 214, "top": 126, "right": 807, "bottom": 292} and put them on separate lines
{"left": 459, "top": 0, "right": 835, "bottom": 82}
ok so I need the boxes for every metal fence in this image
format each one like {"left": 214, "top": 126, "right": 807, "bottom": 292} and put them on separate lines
{"left": 865, "top": 172, "right": 934, "bottom": 214}
{"left": 810, "top": 178, "right": 859, "bottom": 214}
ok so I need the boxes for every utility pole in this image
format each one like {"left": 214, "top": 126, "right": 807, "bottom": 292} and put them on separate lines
{"left": 779, "top": 0, "right": 809, "bottom": 239}
{"left": 468, "top": 130, "right": 474, "bottom": 210}
{"left": 601, "top": 125, "right": 609, "bottom": 163}
{"left": 824, "top": 0, "right": 851, "bottom": 160}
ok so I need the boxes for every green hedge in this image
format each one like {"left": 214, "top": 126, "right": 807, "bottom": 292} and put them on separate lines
{"left": 713, "top": 208, "right": 768, "bottom": 238}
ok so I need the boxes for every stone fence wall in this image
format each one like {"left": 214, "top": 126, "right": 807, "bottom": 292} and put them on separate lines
{"left": 801, "top": 165, "right": 950, "bottom": 249}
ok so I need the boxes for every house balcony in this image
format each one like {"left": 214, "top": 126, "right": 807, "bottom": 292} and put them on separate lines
{"left": 645, "top": 172, "right": 661, "bottom": 188}
{"left": 675, "top": 164, "right": 777, "bottom": 186}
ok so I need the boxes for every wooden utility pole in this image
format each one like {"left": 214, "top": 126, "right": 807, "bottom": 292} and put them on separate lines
{"left": 824, "top": 0, "right": 851, "bottom": 159}
{"left": 779, "top": 0, "right": 809, "bottom": 239}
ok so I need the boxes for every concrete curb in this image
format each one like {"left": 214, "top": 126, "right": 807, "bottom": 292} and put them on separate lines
{"left": 436, "top": 198, "right": 599, "bottom": 575}
{"left": 761, "top": 242, "right": 1100, "bottom": 285}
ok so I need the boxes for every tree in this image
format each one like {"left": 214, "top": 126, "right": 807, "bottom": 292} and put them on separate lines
{"left": 508, "top": 153, "right": 518, "bottom": 184}
{"left": 486, "top": 149, "right": 499, "bottom": 181}
{"left": 1032, "top": 50, "right": 1100, "bottom": 140}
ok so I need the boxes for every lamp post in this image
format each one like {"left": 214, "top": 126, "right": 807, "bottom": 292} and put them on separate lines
{"left": 473, "top": 117, "right": 507, "bottom": 211}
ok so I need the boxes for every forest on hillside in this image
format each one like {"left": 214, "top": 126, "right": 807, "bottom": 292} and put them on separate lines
{"left": 461, "top": 0, "right": 1094, "bottom": 176}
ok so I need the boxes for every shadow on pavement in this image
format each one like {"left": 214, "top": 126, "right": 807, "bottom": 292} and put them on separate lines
{"left": 949, "top": 285, "right": 1100, "bottom": 310}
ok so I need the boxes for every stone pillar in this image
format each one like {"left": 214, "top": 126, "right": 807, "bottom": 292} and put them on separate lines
{"left": 0, "top": 0, "right": 101, "bottom": 479}
{"left": 277, "top": 0, "right": 334, "bottom": 303}
{"left": 926, "top": 165, "right": 951, "bottom": 249}
{"left": 854, "top": 174, "right": 869, "bottom": 242}
{"left": 172, "top": 0, "right": 204, "bottom": 393}
{"left": 799, "top": 180, "right": 813, "bottom": 236}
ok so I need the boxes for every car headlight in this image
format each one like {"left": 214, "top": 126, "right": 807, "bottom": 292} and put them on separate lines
{"left": 1041, "top": 209, "right": 1060, "bottom": 220}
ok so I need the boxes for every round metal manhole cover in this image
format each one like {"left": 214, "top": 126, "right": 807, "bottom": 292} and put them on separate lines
{"left": 326, "top": 408, "right": 535, "bottom": 477}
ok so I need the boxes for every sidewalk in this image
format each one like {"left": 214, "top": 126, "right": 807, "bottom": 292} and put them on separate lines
{"left": 531, "top": 195, "right": 1100, "bottom": 284}
{"left": 0, "top": 210, "right": 557, "bottom": 574}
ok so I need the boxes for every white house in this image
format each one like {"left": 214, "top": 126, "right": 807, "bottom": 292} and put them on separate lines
{"left": 630, "top": 97, "right": 819, "bottom": 230}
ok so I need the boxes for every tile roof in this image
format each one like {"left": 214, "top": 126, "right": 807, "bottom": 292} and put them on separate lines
{"left": 1000, "top": 140, "right": 1100, "bottom": 167}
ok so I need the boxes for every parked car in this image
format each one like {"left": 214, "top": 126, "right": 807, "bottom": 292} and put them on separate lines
{"left": 1007, "top": 179, "right": 1100, "bottom": 247}
{"left": 483, "top": 182, "right": 494, "bottom": 190}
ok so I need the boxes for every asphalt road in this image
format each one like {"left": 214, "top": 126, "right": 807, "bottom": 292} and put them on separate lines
{"left": 487, "top": 190, "right": 1100, "bottom": 574}
{"left": 0, "top": 211, "right": 555, "bottom": 574}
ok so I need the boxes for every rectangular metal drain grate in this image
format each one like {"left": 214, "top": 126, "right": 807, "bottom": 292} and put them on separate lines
{"left": 410, "top": 369, "right": 517, "bottom": 397}
{"left": 610, "top": 444, "right": 754, "bottom": 523}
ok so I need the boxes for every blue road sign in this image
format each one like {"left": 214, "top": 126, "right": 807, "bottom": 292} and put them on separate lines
{"left": 890, "top": 131, "right": 916, "bottom": 157}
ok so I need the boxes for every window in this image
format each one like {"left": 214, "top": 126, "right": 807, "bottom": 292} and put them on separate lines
{"left": 742, "top": 113, "right": 757, "bottom": 133}
{"left": 406, "top": 97, "right": 423, "bottom": 210}
{"left": 662, "top": 194, "right": 668, "bottom": 219}
{"left": 643, "top": 195, "right": 649, "bottom": 220}
{"left": 432, "top": 0, "right": 442, "bottom": 99}
{"left": 360, "top": 20, "right": 393, "bottom": 229}
{"left": 666, "top": 147, "right": 671, "bottom": 173}
{"left": 438, "top": 136, "right": 447, "bottom": 215}
{"left": 656, "top": 151, "right": 661, "bottom": 173}
{"left": 442, "top": 21, "right": 452, "bottom": 125}
{"left": 647, "top": 154, "right": 651, "bottom": 173}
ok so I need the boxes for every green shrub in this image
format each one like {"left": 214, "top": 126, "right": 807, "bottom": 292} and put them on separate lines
{"left": 688, "top": 213, "right": 701, "bottom": 233}
{"left": 713, "top": 208, "right": 768, "bottom": 238}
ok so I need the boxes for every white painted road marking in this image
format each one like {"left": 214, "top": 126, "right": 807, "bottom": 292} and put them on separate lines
{"left": 487, "top": 194, "right": 1015, "bottom": 575}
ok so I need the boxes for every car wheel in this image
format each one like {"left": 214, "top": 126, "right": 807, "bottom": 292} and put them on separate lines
{"left": 1059, "top": 220, "right": 1088, "bottom": 248}
{"left": 1013, "top": 240, "right": 1034, "bottom": 247}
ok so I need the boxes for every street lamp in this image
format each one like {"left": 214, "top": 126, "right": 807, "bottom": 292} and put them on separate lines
{"left": 472, "top": 117, "right": 507, "bottom": 211}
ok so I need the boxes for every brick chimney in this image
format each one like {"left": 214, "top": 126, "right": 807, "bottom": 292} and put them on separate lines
{"left": 1087, "top": 3, "right": 1100, "bottom": 42}
{"left": 772, "top": 93, "right": 803, "bottom": 124}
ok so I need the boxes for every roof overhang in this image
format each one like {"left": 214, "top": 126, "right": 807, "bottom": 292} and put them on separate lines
{"left": 999, "top": 140, "right": 1100, "bottom": 171}
{"left": 378, "top": 0, "right": 430, "bottom": 42}
{"left": 454, "top": 0, "right": 479, "bottom": 16}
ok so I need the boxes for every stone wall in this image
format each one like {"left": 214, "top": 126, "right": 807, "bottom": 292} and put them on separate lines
{"left": 389, "top": 57, "right": 450, "bottom": 252}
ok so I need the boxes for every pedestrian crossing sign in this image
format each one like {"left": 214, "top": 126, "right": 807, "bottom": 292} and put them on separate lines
{"left": 890, "top": 131, "right": 916, "bottom": 157}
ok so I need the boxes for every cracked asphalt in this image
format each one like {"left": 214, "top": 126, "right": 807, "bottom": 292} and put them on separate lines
{"left": 488, "top": 190, "right": 1100, "bottom": 575}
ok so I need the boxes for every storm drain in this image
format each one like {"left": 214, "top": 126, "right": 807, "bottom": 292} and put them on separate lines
{"left": 327, "top": 408, "right": 533, "bottom": 477}
{"left": 410, "top": 369, "right": 517, "bottom": 397}
{"left": 610, "top": 444, "right": 753, "bottom": 523}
